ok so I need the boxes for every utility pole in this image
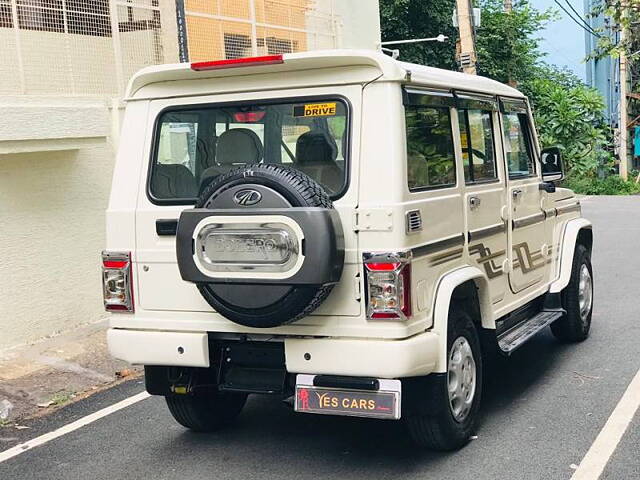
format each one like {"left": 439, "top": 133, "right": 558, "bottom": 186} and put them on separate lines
{"left": 619, "top": 5, "right": 629, "bottom": 180}
{"left": 503, "top": 0, "right": 516, "bottom": 87}
{"left": 456, "top": 0, "right": 477, "bottom": 74}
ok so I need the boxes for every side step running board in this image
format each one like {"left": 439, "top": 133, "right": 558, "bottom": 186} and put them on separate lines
{"left": 498, "top": 310, "right": 565, "bottom": 355}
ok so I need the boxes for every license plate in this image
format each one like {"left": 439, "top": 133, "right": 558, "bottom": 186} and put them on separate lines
{"left": 294, "top": 376, "right": 401, "bottom": 420}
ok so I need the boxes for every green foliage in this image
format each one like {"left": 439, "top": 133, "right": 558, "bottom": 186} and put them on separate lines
{"left": 523, "top": 66, "right": 612, "bottom": 175}
{"left": 588, "top": 0, "right": 640, "bottom": 60}
{"left": 379, "top": 0, "right": 457, "bottom": 69}
{"left": 563, "top": 173, "right": 640, "bottom": 195}
{"left": 475, "top": 0, "right": 556, "bottom": 84}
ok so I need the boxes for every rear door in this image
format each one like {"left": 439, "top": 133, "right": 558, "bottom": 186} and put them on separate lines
{"left": 456, "top": 95, "right": 508, "bottom": 304}
{"left": 500, "top": 99, "right": 550, "bottom": 293}
{"left": 134, "top": 86, "right": 363, "bottom": 318}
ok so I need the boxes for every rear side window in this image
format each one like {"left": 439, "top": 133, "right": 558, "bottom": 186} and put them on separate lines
{"left": 405, "top": 106, "right": 456, "bottom": 190}
{"left": 149, "top": 99, "right": 349, "bottom": 203}
{"left": 502, "top": 112, "right": 536, "bottom": 178}
{"left": 458, "top": 109, "right": 497, "bottom": 183}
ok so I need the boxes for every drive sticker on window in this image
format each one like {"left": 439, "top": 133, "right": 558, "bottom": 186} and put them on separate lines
{"left": 293, "top": 102, "right": 337, "bottom": 118}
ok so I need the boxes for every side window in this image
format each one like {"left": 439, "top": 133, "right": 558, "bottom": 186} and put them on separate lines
{"left": 157, "top": 119, "right": 198, "bottom": 172}
{"left": 405, "top": 106, "right": 456, "bottom": 190}
{"left": 502, "top": 112, "right": 536, "bottom": 178}
{"left": 152, "top": 116, "right": 200, "bottom": 199}
{"left": 458, "top": 109, "right": 497, "bottom": 183}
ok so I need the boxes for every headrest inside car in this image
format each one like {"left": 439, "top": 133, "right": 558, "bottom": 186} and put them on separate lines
{"left": 296, "top": 130, "right": 338, "bottom": 165}
{"left": 216, "top": 128, "right": 263, "bottom": 165}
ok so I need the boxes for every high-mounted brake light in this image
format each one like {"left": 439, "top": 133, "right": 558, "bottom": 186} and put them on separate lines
{"left": 190, "top": 54, "right": 284, "bottom": 71}
{"left": 102, "top": 251, "right": 134, "bottom": 313}
{"left": 233, "top": 111, "right": 266, "bottom": 123}
{"left": 364, "top": 253, "right": 412, "bottom": 320}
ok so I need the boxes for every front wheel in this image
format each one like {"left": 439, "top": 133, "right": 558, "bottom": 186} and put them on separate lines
{"left": 405, "top": 309, "right": 483, "bottom": 451}
{"left": 166, "top": 390, "right": 247, "bottom": 432}
{"left": 551, "top": 244, "right": 593, "bottom": 342}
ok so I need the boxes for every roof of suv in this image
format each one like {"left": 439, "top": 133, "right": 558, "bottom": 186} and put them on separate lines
{"left": 125, "top": 49, "right": 525, "bottom": 100}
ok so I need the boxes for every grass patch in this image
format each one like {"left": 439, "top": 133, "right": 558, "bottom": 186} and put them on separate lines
{"left": 50, "top": 391, "right": 75, "bottom": 407}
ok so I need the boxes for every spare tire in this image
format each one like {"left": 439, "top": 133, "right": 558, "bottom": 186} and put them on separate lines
{"left": 176, "top": 164, "right": 344, "bottom": 328}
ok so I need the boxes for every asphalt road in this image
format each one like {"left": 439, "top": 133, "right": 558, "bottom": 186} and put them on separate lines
{"left": 1, "top": 195, "right": 639, "bottom": 480}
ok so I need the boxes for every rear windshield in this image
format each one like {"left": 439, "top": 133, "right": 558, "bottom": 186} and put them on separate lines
{"left": 149, "top": 98, "right": 349, "bottom": 203}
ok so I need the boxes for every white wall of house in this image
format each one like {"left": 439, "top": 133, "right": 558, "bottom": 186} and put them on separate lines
{"left": 0, "top": 97, "right": 120, "bottom": 350}
{"left": 0, "top": 0, "right": 178, "bottom": 351}
{"left": 334, "top": 0, "right": 381, "bottom": 50}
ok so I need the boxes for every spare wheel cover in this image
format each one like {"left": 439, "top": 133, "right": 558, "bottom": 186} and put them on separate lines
{"left": 185, "top": 164, "right": 344, "bottom": 328}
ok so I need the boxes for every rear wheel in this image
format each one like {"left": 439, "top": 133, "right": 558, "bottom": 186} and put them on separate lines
{"left": 166, "top": 390, "right": 247, "bottom": 432}
{"left": 406, "top": 309, "right": 483, "bottom": 451}
{"left": 551, "top": 244, "right": 593, "bottom": 342}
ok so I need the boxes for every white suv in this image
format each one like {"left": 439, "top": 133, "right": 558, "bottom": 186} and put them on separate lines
{"left": 104, "top": 50, "right": 593, "bottom": 451}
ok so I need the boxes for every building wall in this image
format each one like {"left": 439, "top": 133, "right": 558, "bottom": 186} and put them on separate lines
{"left": 184, "top": 0, "right": 312, "bottom": 61}
{"left": 0, "top": 0, "right": 179, "bottom": 351}
{"left": 0, "top": 97, "right": 119, "bottom": 350}
{"left": 334, "top": 0, "right": 380, "bottom": 50}
{"left": 0, "top": 0, "right": 178, "bottom": 96}
{"left": 182, "top": 0, "right": 381, "bottom": 62}
{"left": 584, "top": 0, "right": 619, "bottom": 126}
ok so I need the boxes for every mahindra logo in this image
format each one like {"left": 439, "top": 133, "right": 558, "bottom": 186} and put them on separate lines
{"left": 233, "top": 189, "right": 262, "bottom": 206}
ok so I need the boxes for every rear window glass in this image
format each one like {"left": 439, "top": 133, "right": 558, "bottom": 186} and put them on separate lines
{"left": 149, "top": 99, "right": 349, "bottom": 203}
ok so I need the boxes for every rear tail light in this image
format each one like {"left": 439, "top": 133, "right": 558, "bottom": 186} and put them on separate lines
{"left": 190, "top": 54, "right": 284, "bottom": 71}
{"left": 102, "top": 251, "right": 134, "bottom": 313}
{"left": 364, "top": 252, "right": 412, "bottom": 320}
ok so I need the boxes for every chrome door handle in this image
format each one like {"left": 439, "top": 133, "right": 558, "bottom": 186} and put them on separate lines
{"left": 469, "top": 196, "right": 481, "bottom": 209}
{"left": 512, "top": 189, "right": 523, "bottom": 199}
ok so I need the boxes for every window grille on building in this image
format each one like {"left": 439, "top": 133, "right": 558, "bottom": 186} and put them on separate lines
{"left": 0, "top": 0, "right": 172, "bottom": 95}
{"left": 183, "top": 0, "right": 339, "bottom": 62}
{"left": 0, "top": 0, "right": 342, "bottom": 96}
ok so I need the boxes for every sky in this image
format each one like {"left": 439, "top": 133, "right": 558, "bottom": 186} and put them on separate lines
{"left": 534, "top": 0, "right": 588, "bottom": 80}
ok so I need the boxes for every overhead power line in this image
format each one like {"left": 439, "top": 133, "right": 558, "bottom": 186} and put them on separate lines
{"left": 563, "top": 0, "right": 601, "bottom": 37}
{"left": 553, "top": 0, "right": 601, "bottom": 38}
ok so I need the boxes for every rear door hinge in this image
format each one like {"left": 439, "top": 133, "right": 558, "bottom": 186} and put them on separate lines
{"left": 353, "top": 208, "right": 393, "bottom": 232}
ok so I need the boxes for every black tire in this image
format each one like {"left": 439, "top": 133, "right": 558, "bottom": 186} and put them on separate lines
{"left": 551, "top": 244, "right": 593, "bottom": 342}
{"left": 405, "top": 309, "right": 483, "bottom": 451}
{"left": 197, "top": 163, "right": 333, "bottom": 210}
{"left": 166, "top": 390, "right": 247, "bottom": 432}
{"left": 194, "top": 164, "right": 340, "bottom": 328}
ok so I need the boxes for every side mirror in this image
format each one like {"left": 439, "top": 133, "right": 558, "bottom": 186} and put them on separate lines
{"left": 541, "top": 146, "right": 564, "bottom": 182}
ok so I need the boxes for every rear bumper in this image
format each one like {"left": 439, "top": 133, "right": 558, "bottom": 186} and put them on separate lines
{"left": 107, "top": 329, "right": 210, "bottom": 368}
{"left": 107, "top": 328, "right": 440, "bottom": 378}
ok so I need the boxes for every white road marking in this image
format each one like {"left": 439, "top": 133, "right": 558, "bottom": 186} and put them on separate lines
{"left": 0, "top": 391, "right": 150, "bottom": 464}
{"left": 571, "top": 368, "right": 640, "bottom": 480}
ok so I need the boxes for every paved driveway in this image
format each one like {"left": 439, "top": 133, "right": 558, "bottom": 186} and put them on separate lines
{"left": 1, "top": 195, "right": 639, "bottom": 480}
